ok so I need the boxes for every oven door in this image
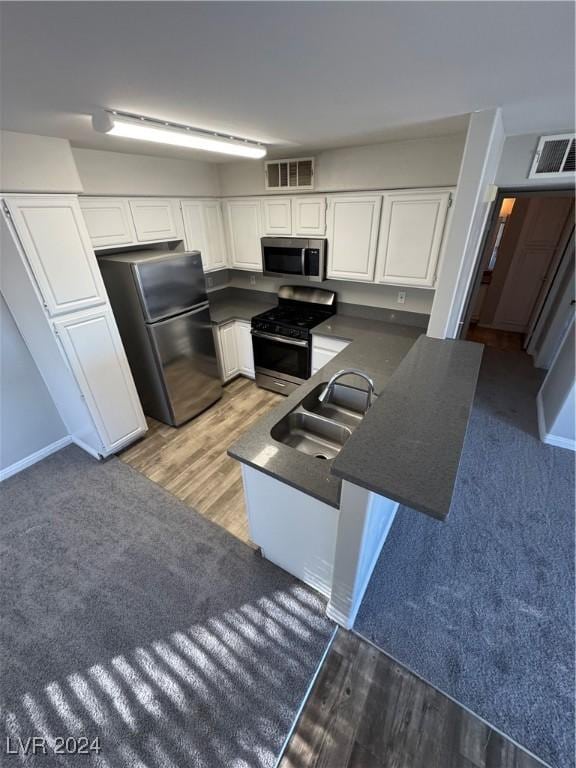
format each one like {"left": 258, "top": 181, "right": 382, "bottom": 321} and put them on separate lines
{"left": 262, "top": 239, "right": 306, "bottom": 278}
{"left": 252, "top": 330, "right": 310, "bottom": 384}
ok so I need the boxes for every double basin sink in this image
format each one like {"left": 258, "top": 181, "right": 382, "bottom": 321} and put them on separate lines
{"left": 271, "top": 382, "right": 376, "bottom": 461}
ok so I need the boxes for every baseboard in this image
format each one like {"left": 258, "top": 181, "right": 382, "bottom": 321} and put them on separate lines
{"left": 536, "top": 393, "right": 575, "bottom": 452}
{"left": 0, "top": 435, "right": 72, "bottom": 481}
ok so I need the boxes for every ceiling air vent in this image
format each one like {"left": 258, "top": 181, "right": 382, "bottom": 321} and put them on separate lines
{"left": 528, "top": 134, "right": 576, "bottom": 179}
{"left": 265, "top": 157, "right": 315, "bottom": 191}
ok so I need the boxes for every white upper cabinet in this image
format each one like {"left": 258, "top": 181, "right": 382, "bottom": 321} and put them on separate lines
{"left": 326, "top": 195, "right": 382, "bottom": 282}
{"left": 128, "top": 198, "right": 180, "bottom": 242}
{"left": 262, "top": 198, "right": 292, "bottom": 236}
{"left": 181, "top": 199, "right": 228, "bottom": 272}
{"left": 54, "top": 306, "right": 146, "bottom": 453}
{"left": 376, "top": 191, "right": 451, "bottom": 288}
{"left": 202, "top": 201, "right": 228, "bottom": 271}
{"left": 79, "top": 198, "right": 136, "bottom": 249}
{"left": 4, "top": 195, "right": 108, "bottom": 316}
{"left": 225, "top": 199, "right": 263, "bottom": 271}
{"left": 293, "top": 196, "right": 326, "bottom": 236}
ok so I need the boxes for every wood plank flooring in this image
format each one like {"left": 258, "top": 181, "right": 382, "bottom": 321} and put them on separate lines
{"left": 280, "top": 630, "right": 548, "bottom": 768}
{"left": 120, "top": 377, "right": 283, "bottom": 543}
{"left": 467, "top": 324, "right": 525, "bottom": 352}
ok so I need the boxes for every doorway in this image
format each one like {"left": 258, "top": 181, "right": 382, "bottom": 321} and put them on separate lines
{"left": 463, "top": 190, "right": 574, "bottom": 357}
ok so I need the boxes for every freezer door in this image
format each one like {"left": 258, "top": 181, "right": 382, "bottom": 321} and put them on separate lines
{"left": 148, "top": 304, "right": 222, "bottom": 425}
{"left": 134, "top": 251, "right": 207, "bottom": 321}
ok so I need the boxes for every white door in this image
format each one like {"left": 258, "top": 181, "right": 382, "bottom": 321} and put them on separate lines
{"left": 326, "top": 195, "right": 382, "bottom": 281}
{"left": 203, "top": 201, "right": 228, "bottom": 270}
{"left": 236, "top": 321, "right": 255, "bottom": 378}
{"left": 4, "top": 195, "right": 108, "bottom": 316}
{"left": 376, "top": 192, "right": 451, "bottom": 287}
{"left": 293, "top": 197, "right": 326, "bottom": 236}
{"left": 217, "top": 322, "right": 239, "bottom": 380}
{"left": 262, "top": 198, "right": 292, "bottom": 236}
{"left": 79, "top": 198, "right": 136, "bottom": 248}
{"left": 129, "top": 198, "right": 179, "bottom": 242}
{"left": 54, "top": 307, "right": 146, "bottom": 453}
{"left": 181, "top": 200, "right": 210, "bottom": 269}
{"left": 225, "top": 199, "right": 262, "bottom": 270}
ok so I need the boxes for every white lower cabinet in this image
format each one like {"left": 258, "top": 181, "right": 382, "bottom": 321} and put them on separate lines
{"left": 235, "top": 321, "right": 255, "bottom": 377}
{"left": 54, "top": 307, "right": 147, "bottom": 452}
{"left": 214, "top": 320, "right": 255, "bottom": 381}
{"left": 312, "top": 334, "right": 351, "bottom": 374}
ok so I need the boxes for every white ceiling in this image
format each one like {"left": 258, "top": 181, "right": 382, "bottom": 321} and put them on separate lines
{"left": 1, "top": 2, "right": 574, "bottom": 162}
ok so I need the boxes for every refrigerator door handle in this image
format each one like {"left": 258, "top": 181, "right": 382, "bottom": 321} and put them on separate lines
{"left": 147, "top": 302, "right": 211, "bottom": 325}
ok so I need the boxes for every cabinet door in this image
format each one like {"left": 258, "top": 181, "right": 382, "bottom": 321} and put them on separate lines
{"left": 217, "top": 322, "right": 239, "bottom": 380}
{"left": 236, "top": 321, "right": 255, "bottom": 378}
{"left": 225, "top": 199, "right": 263, "bottom": 270}
{"left": 311, "top": 335, "right": 350, "bottom": 374}
{"left": 376, "top": 192, "right": 451, "bottom": 287}
{"left": 129, "top": 198, "right": 179, "bottom": 242}
{"left": 54, "top": 307, "right": 146, "bottom": 453}
{"left": 79, "top": 198, "right": 136, "bottom": 248}
{"left": 203, "top": 201, "right": 228, "bottom": 270}
{"left": 4, "top": 195, "right": 108, "bottom": 316}
{"left": 263, "top": 198, "right": 292, "bottom": 235}
{"left": 181, "top": 200, "right": 210, "bottom": 268}
{"left": 293, "top": 196, "right": 326, "bottom": 236}
{"left": 326, "top": 195, "right": 382, "bottom": 282}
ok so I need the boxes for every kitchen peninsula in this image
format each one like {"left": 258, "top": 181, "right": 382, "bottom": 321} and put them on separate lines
{"left": 229, "top": 317, "right": 483, "bottom": 627}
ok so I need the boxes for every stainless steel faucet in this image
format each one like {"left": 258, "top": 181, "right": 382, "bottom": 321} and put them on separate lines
{"left": 318, "top": 369, "right": 376, "bottom": 412}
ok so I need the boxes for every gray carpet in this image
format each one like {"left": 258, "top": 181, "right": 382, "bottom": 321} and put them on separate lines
{"left": 0, "top": 446, "right": 334, "bottom": 767}
{"left": 355, "top": 348, "right": 575, "bottom": 768}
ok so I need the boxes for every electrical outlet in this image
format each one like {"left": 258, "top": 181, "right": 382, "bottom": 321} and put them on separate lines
{"left": 206, "top": 276, "right": 213, "bottom": 290}
{"left": 397, "top": 290, "right": 406, "bottom": 305}
{"left": 249, "top": 275, "right": 256, "bottom": 287}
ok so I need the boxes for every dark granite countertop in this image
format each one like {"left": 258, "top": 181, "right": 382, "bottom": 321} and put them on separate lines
{"left": 330, "top": 336, "right": 483, "bottom": 520}
{"left": 208, "top": 291, "right": 275, "bottom": 324}
{"left": 228, "top": 319, "right": 424, "bottom": 510}
{"left": 228, "top": 310, "right": 483, "bottom": 520}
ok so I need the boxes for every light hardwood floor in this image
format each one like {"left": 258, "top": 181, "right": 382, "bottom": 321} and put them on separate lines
{"left": 467, "top": 324, "right": 525, "bottom": 352}
{"left": 120, "top": 377, "right": 283, "bottom": 543}
{"left": 280, "top": 630, "right": 547, "bottom": 768}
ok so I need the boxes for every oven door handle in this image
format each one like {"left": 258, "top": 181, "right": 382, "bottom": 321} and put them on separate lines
{"left": 251, "top": 330, "right": 309, "bottom": 348}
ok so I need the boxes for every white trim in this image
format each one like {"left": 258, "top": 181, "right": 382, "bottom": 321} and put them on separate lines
{"left": 0, "top": 435, "right": 72, "bottom": 481}
{"left": 537, "top": 393, "right": 576, "bottom": 452}
{"left": 273, "top": 625, "right": 338, "bottom": 768}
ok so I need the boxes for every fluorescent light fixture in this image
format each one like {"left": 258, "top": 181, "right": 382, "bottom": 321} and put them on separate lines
{"left": 93, "top": 110, "right": 267, "bottom": 159}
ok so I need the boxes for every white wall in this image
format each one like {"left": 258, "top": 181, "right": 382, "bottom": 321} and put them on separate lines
{"left": 0, "top": 131, "right": 83, "bottom": 193}
{"left": 538, "top": 319, "right": 575, "bottom": 450}
{"left": 227, "top": 271, "right": 433, "bottom": 315}
{"left": 219, "top": 134, "right": 466, "bottom": 196}
{"left": 73, "top": 147, "right": 221, "bottom": 197}
{"left": 496, "top": 131, "right": 576, "bottom": 189}
{"left": 428, "top": 109, "right": 505, "bottom": 339}
{"left": 0, "top": 295, "right": 67, "bottom": 471}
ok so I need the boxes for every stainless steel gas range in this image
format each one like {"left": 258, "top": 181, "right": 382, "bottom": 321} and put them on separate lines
{"left": 251, "top": 286, "right": 337, "bottom": 395}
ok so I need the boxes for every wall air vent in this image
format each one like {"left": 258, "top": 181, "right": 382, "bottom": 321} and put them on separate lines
{"left": 528, "top": 134, "right": 576, "bottom": 179}
{"left": 265, "top": 157, "right": 315, "bottom": 191}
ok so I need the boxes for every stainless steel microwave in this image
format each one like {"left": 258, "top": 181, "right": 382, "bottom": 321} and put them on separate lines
{"left": 261, "top": 237, "right": 327, "bottom": 282}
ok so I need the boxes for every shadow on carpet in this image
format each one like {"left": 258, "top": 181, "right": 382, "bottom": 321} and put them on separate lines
{"left": 0, "top": 446, "right": 334, "bottom": 767}
{"left": 354, "top": 348, "right": 574, "bottom": 768}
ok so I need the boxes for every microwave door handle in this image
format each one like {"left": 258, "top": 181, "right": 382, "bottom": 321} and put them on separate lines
{"left": 301, "top": 248, "right": 306, "bottom": 276}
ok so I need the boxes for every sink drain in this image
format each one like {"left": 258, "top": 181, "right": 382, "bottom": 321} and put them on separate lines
{"left": 315, "top": 453, "right": 329, "bottom": 460}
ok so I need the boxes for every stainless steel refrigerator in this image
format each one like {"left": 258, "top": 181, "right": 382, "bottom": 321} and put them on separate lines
{"left": 99, "top": 250, "right": 222, "bottom": 426}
